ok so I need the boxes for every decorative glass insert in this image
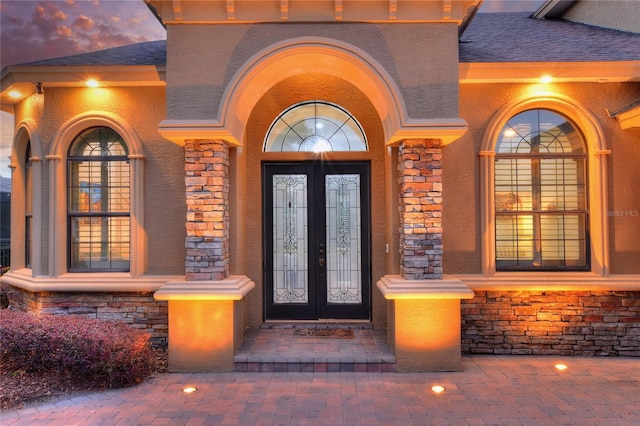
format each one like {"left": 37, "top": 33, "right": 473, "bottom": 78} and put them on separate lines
{"left": 326, "top": 174, "right": 362, "bottom": 303}
{"left": 495, "top": 109, "right": 588, "bottom": 270}
{"left": 68, "top": 127, "right": 130, "bottom": 272}
{"left": 273, "top": 174, "right": 308, "bottom": 303}
{"left": 264, "top": 101, "right": 367, "bottom": 152}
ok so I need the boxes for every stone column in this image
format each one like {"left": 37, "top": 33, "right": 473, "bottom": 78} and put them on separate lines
{"left": 377, "top": 138, "right": 473, "bottom": 372}
{"left": 154, "top": 139, "right": 256, "bottom": 373}
{"left": 398, "top": 139, "right": 443, "bottom": 280}
{"left": 184, "top": 140, "right": 229, "bottom": 281}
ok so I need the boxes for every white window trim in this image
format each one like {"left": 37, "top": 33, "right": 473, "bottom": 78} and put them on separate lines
{"left": 8, "top": 119, "right": 43, "bottom": 275}
{"left": 480, "top": 93, "right": 610, "bottom": 279}
{"left": 48, "top": 111, "right": 146, "bottom": 278}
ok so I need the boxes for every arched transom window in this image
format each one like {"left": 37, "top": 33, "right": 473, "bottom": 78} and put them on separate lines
{"left": 264, "top": 101, "right": 367, "bottom": 152}
{"left": 68, "top": 127, "right": 130, "bottom": 272}
{"left": 495, "top": 109, "right": 588, "bottom": 271}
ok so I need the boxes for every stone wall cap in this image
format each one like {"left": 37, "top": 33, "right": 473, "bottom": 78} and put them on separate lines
{"left": 377, "top": 275, "right": 475, "bottom": 300}
{"left": 154, "top": 275, "right": 255, "bottom": 301}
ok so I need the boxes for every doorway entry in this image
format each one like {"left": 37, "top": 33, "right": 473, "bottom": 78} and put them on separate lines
{"left": 263, "top": 161, "right": 371, "bottom": 320}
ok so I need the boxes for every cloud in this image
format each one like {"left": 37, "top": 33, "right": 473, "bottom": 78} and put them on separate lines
{"left": 74, "top": 15, "right": 94, "bottom": 31}
{"left": 0, "top": 1, "right": 165, "bottom": 67}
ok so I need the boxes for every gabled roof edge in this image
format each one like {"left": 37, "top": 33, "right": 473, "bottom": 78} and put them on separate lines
{"left": 532, "top": 0, "right": 577, "bottom": 19}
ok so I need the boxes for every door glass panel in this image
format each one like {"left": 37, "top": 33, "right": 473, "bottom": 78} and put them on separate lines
{"left": 273, "top": 174, "right": 308, "bottom": 303}
{"left": 325, "top": 174, "right": 362, "bottom": 304}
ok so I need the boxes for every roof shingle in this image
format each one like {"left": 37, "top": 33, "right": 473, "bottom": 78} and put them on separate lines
{"left": 460, "top": 12, "right": 640, "bottom": 63}
{"left": 20, "top": 40, "right": 167, "bottom": 67}
{"left": 10, "top": 13, "right": 640, "bottom": 69}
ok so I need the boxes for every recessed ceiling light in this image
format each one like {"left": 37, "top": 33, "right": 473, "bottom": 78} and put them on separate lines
{"left": 555, "top": 363, "right": 568, "bottom": 371}
{"left": 86, "top": 79, "right": 100, "bottom": 88}
{"left": 8, "top": 90, "right": 21, "bottom": 99}
{"left": 540, "top": 75, "right": 553, "bottom": 83}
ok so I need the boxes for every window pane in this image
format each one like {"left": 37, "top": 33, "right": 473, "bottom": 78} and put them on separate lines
{"left": 70, "top": 216, "right": 130, "bottom": 271}
{"left": 495, "top": 109, "right": 588, "bottom": 271}
{"left": 68, "top": 127, "right": 130, "bottom": 272}
{"left": 326, "top": 174, "right": 362, "bottom": 304}
{"left": 264, "top": 101, "right": 367, "bottom": 152}
{"left": 272, "top": 174, "right": 308, "bottom": 303}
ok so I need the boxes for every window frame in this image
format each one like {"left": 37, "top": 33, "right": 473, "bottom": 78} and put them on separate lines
{"left": 480, "top": 94, "right": 610, "bottom": 277}
{"left": 67, "top": 127, "right": 131, "bottom": 273}
{"left": 48, "top": 112, "right": 145, "bottom": 278}
{"left": 264, "top": 100, "right": 368, "bottom": 153}
{"left": 494, "top": 109, "right": 590, "bottom": 271}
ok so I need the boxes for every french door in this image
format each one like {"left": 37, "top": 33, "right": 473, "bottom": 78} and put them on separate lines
{"left": 263, "top": 162, "right": 371, "bottom": 320}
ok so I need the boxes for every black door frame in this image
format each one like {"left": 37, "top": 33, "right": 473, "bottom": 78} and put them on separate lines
{"left": 263, "top": 161, "right": 371, "bottom": 320}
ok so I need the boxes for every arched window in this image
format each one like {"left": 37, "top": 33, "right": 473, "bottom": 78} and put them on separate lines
{"left": 68, "top": 127, "right": 130, "bottom": 272}
{"left": 494, "top": 109, "right": 588, "bottom": 271}
{"left": 264, "top": 101, "right": 367, "bottom": 152}
{"left": 25, "top": 141, "right": 32, "bottom": 269}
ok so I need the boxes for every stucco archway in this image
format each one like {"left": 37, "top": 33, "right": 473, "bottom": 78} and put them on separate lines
{"left": 219, "top": 37, "right": 404, "bottom": 146}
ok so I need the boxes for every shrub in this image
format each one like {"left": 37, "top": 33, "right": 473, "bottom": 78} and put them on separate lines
{"left": 0, "top": 310, "right": 155, "bottom": 388}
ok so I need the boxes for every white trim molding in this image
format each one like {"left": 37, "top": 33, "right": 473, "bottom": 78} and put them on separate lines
{"left": 377, "top": 275, "right": 475, "bottom": 300}
{"left": 1, "top": 269, "right": 181, "bottom": 293}
{"left": 154, "top": 276, "right": 256, "bottom": 301}
{"left": 48, "top": 111, "right": 146, "bottom": 278}
{"left": 9, "top": 119, "right": 43, "bottom": 275}
{"left": 159, "top": 37, "right": 468, "bottom": 147}
{"left": 448, "top": 273, "right": 640, "bottom": 292}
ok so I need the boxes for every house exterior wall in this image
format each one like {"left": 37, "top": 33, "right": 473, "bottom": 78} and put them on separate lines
{"left": 562, "top": 0, "right": 640, "bottom": 34}
{"left": 3, "top": 4, "right": 638, "bottom": 362}
{"left": 446, "top": 81, "right": 640, "bottom": 356}
{"left": 445, "top": 82, "right": 640, "bottom": 275}
{"left": 165, "top": 22, "right": 460, "bottom": 123}
{"left": 12, "top": 86, "right": 186, "bottom": 276}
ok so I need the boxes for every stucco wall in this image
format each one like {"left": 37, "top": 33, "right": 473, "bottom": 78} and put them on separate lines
{"left": 240, "top": 73, "right": 389, "bottom": 327}
{"left": 444, "top": 82, "right": 640, "bottom": 275}
{"left": 165, "top": 22, "right": 460, "bottom": 122}
{"left": 13, "top": 86, "right": 186, "bottom": 276}
{"left": 562, "top": 0, "right": 640, "bottom": 34}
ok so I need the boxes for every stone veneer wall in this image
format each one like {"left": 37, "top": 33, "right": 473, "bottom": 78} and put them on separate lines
{"left": 398, "top": 139, "right": 443, "bottom": 280}
{"left": 462, "top": 291, "right": 640, "bottom": 356}
{"left": 7, "top": 287, "right": 168, "bottom": 347}
{"left": 184, "top": 139, "right": 230, "bottom": 281}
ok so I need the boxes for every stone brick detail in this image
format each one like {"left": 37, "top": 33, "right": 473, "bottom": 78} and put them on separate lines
{"left": 184, "top": 140, "right": 230, "bottom": 281}
{"left": 462, "top": 291, "right": 640, "bottom": 356}
{"left": 7, "top": 286, "right": 168, "bottom": 347}
{"left": 398, "top": 139, "right": 443, "bottom": 280}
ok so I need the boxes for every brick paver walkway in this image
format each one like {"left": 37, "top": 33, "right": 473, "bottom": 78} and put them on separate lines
{"left": 2, "top": 356, "right": 639, "bottom": 425}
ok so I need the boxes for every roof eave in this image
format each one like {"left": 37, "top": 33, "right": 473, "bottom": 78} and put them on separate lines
{"left": 459, "top": 60, "right": 640, "bottom": 83}
{"left": 1, "top": 64, "right": 166, "bottom": 108}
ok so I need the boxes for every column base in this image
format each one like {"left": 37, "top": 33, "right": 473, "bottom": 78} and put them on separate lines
{"left": 154, "top": 275, "right": 255, "bottom": 372}
{"left": 376, "top": 275, "right": 474, "bottom": 372}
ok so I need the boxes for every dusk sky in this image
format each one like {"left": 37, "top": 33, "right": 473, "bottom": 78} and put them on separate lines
{"left": 0, "top": 0, "right": 544, "bottom": 178}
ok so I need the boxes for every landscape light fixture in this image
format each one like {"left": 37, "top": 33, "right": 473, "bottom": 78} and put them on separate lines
{"left": 182, "top": 386, "right": 198, "bottom": 394}
{"left": 430, "top": 385, "right": 446, "bottom": 394}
